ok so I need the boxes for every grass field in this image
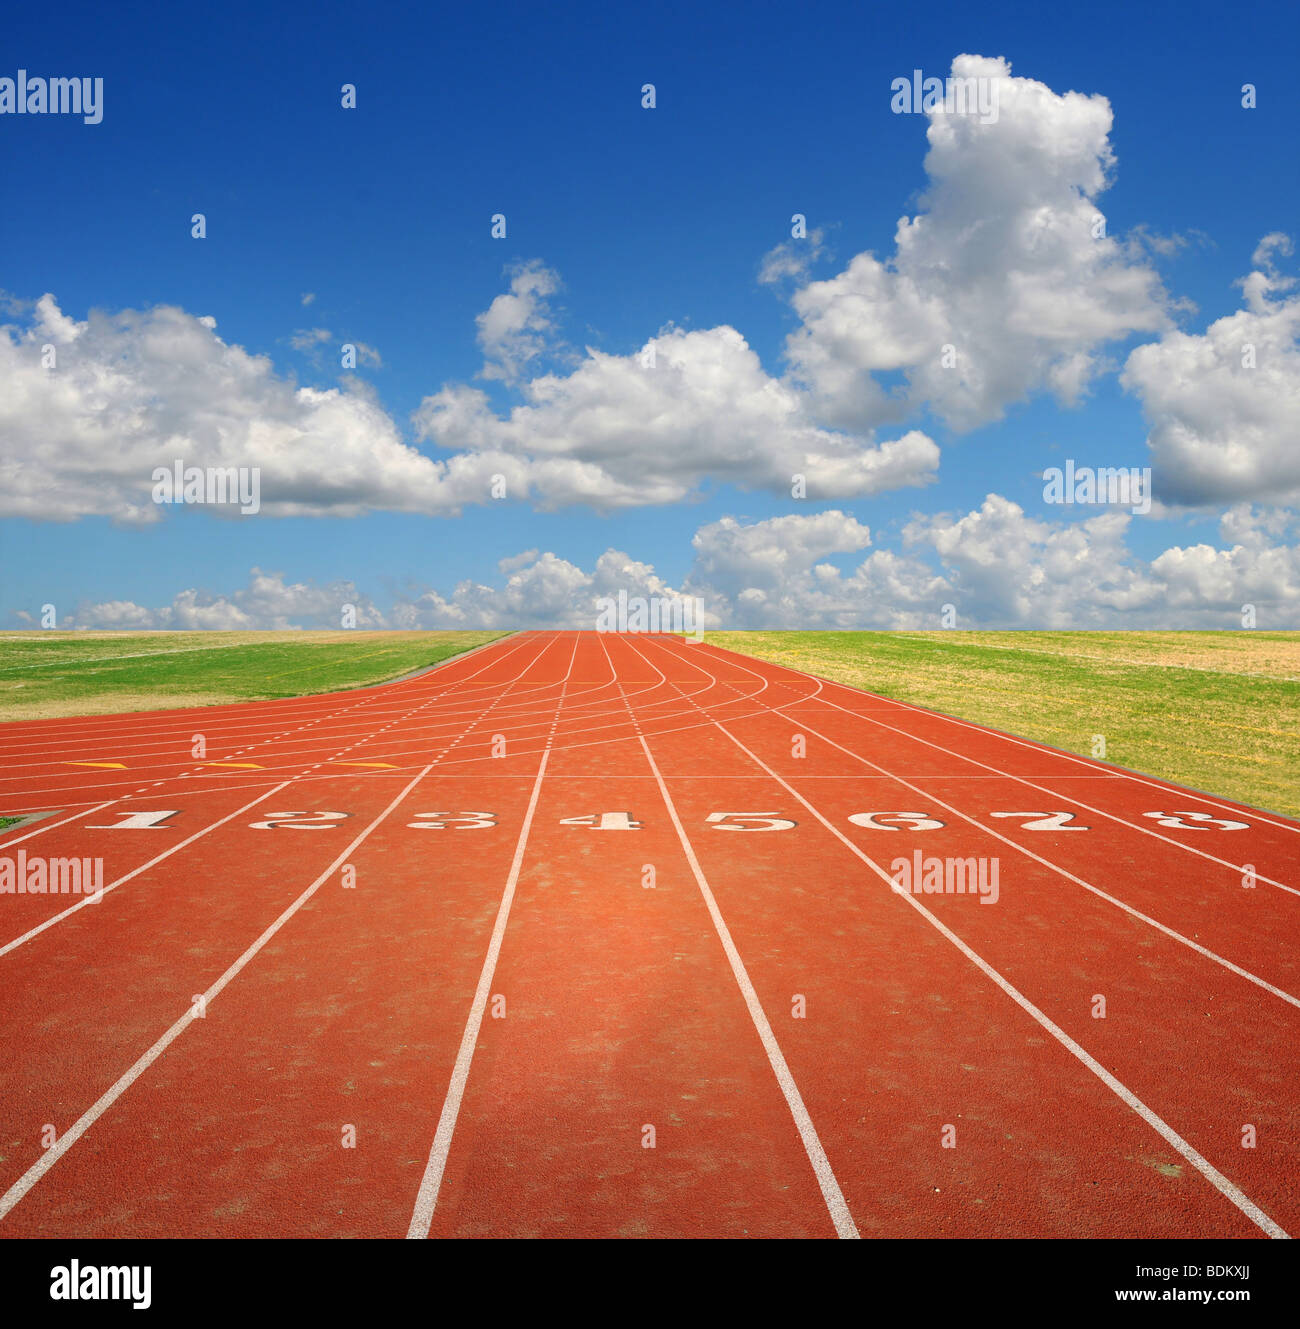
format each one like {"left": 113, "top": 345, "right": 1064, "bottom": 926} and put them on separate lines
{"left": 713, "top": 631, "right": 1300, "bottom": 820}
{"left": 0, "top": 630, "right": 509, "bottom": 723}
{"left": 1, "top": 628, "right": 1295, "bottom": 820}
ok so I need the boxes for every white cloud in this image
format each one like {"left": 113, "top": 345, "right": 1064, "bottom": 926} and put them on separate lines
{"left": 683, "top": 509, "right": 948, "bottom": 628}
{"left": 781, "top": 54, "right": 1171, "bottom": 432}
{"left": 392, "top": 548, "right": 684, "bottom": 630}
{"left": 903, "top": 494, "right": 1160, "bottom": 625}
{"left": 52, "top": 502, "right": 1300, "bottom": 631}
{"left": 418, "top": 324, "right": 940, "bottom": 507}
{"left": 758, "top": 228, "right": 828, "bottom": 285}
{"left": 477, "top": 261, "right": 562, "bottom": 383}
{"left": 497, "top": 548, "right": 540, "bottom": 573}
{"left": 0, "top": 296, "right": 533, "bottom": 522}
{"left": 290, "top": 327, "right": 332, "bottom": 351}
{"left": 901, "top": 494, "right": 1300, "bottom": 627}
{"left": 683, "top": 501, "right": 1300, "bottom": 630}
{"left": 72, "top": 569, "right": 386, "bottom": 630}
{"left": 687, "top": 509, "right": 872, "bottom": 595}
{"left": 1150, "top": 505, "right": 1300, "bottom": 617}
{"left": 1122, "top": 235, "right": 1300, "bottom": 507}
{"left": 1, "top": 286, "right": 938, "bottom": 523}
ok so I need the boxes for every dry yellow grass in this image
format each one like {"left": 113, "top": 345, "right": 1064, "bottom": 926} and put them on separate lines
{"left": 711, "top": 630, "right": 1300, "bottom": 819}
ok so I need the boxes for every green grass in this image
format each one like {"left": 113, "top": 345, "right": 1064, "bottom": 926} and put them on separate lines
{"left": 709, "top": 631, "right": 1300, "bottom": 820}
{"left": 0, "top": 817, "right": 19, "bottom": 831}
{"left": 0, "top": 630, "right": 509, "bottom": 722}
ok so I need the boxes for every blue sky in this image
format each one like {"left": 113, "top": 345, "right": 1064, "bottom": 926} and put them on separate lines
{"left": 3, "top": 0, "right": 1299, "bottom": 628}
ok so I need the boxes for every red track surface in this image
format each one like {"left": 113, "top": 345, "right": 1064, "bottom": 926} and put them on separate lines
{"left": 0, "top": 630, "right": 1295, "bottom": 1238}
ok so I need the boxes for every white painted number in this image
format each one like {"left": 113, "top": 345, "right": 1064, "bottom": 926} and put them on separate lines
{"left": 1142, "top": 811, "right": 1249, "bottom": 831}
{"left": 705, "top": 811, "right": 797, "bottom": 831}
{"left": 560, "top": 812, "right": 643, "bottom": 830}
{"left": 249, "top": 811, "right": 350, "bottom": 830}
{"left": 407, "top": 812, "right": 497, "bottom": 830}
{"left": 847, "top": 811, "right": 945, "bottom": 831}
{"left": 988, "top": 811, "right": 1088, "bottom": 831}
{"left": 86, "top": 809, "right": 180, "bottom": 830}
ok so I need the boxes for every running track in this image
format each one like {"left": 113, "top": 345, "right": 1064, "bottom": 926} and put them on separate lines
{"left": 0, "top": 631, "right": 1296, "bottom": 1238}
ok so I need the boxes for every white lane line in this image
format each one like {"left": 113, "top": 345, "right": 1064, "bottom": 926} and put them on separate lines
{"left": 709, "top": 719, "right": 1290, "bottom": 1241}
{"left": 768, "top": 713, "right": 1300, "bottom": 1010}
{"left": 0, "top": 637, "right": 559, "bottom": 955}
{"left": 0, "top": 633, "right": 540, "bottom": 762}
{"left": 406, "top": 636, "right": 578, "bottom": 1239}
{"left": 0, "top": 762, "right": 436, "bottom": 1225}
{"left": 779, "top": 689, "right": 1300, "bottom": 897}
{"left": 0, "top": 782, "right": 291, "bottom": 959}
{"left": 404, "top": 748, "right": 552, "bottom": 1238}
{"left": 610, "top": 639, "right": 857, "bottom": 1237}
{"left": 718, "top": 643, "right": 1300, "bottom": 837}
{"left": 636, "top": 729, "right": 859, "bottom": 1240}
{"left": 634, "top": 635, "right": 1290, "bottom": 1239}
{"left": 0, "top": 662, "right": 772, "bottom": 812}
{"left": 0, "top": 635, "right": 539, "bottom": 825}
{"left": 654, "top": 636, "right": 1300, "bottom": 1006}
{"left": 0, "top": 632, "right": 529, "bottom": 749}
{"left": 0, "top": 801, "right": 117, "bottom": 850}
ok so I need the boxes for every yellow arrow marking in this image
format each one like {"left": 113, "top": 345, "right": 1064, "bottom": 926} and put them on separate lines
{"left": 198, "top": 762, "right": 264, "bottom": 769}
{"left": 331, "top": 761, "right": 397, "bottom": 768}
{"left": 64, "top": 761, "right": 127, "bottom": 769}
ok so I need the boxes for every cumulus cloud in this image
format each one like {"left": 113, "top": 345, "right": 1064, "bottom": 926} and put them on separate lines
{"left": 1151, "top": 505, "right": 1300, "bottom": 618}
{"left": 289, "top": 327, "right": 333, "bottom": 351}
{"left": 0, "top": 296, "right": 530, "bottom": 522}
{"left": 1, "top": 282, "right": 938, "bottom": 523}
{"left": 903, "top": 494, "right": 1161, "bottom": 625}
{"left": 1121, "top": 235, "right": 1300, "bottom": 507}
{"left": 418, "top": 324, "right": 940, "bottom": 507}
{"left": 44, "top": 502, "right": 1300, "bottom": 631}
{"left": 476, "top": 261, "right": 563, "bottom": 383}
{"left": 758, "top": 227, "right": 829, "bottom": 285}
{"left": 780, "top": 54, "right": 1171, "bottom": 432}
{"left": 683, "top": 509, "right": 948, "bottom": 628}
{"left": 385, "top": 549, "right": 678, "bottom": 630}
{"left": 690, "top": 501, "right": 1300, "bottom": 630}
{"left": 688, "top": 509, "right": 871, "bottom": 596}
{"left": 66, "top": 569, "right": 386, "bottom": 630}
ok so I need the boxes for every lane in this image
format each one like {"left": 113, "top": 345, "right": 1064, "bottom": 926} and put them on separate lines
{"left": 703, "top": 680, "right": 1300, "bottom": 996}
{"left": 0, "top": 634, "right": 578, "bottom": 1236}
{"left": 631, "top": 634, "right": 1294, "bottom": 1236}
{"left": 738, "top": 647, "right": 1300, "bottom": 880}
{"left": 0, "top": 629, "right": 1293, "bottom": 1239}
{"left": 0, "top": 634, "right": 537, "bottom": 818}
{"left": 414, "top": 633, "right": 842, "bottom": 1238}
{"left": 0, "top": 634, "right": 554, "bottom": 945}
{"left": 0, "top": 634, "right": 567, "bottom": 1230}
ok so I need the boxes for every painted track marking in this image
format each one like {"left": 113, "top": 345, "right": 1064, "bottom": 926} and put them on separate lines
{"left": 624, "top": 634, "right": 1290, "bottom": 1240}
{"left": 406, "top": 635, "right": 580, "bottom": 1238}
